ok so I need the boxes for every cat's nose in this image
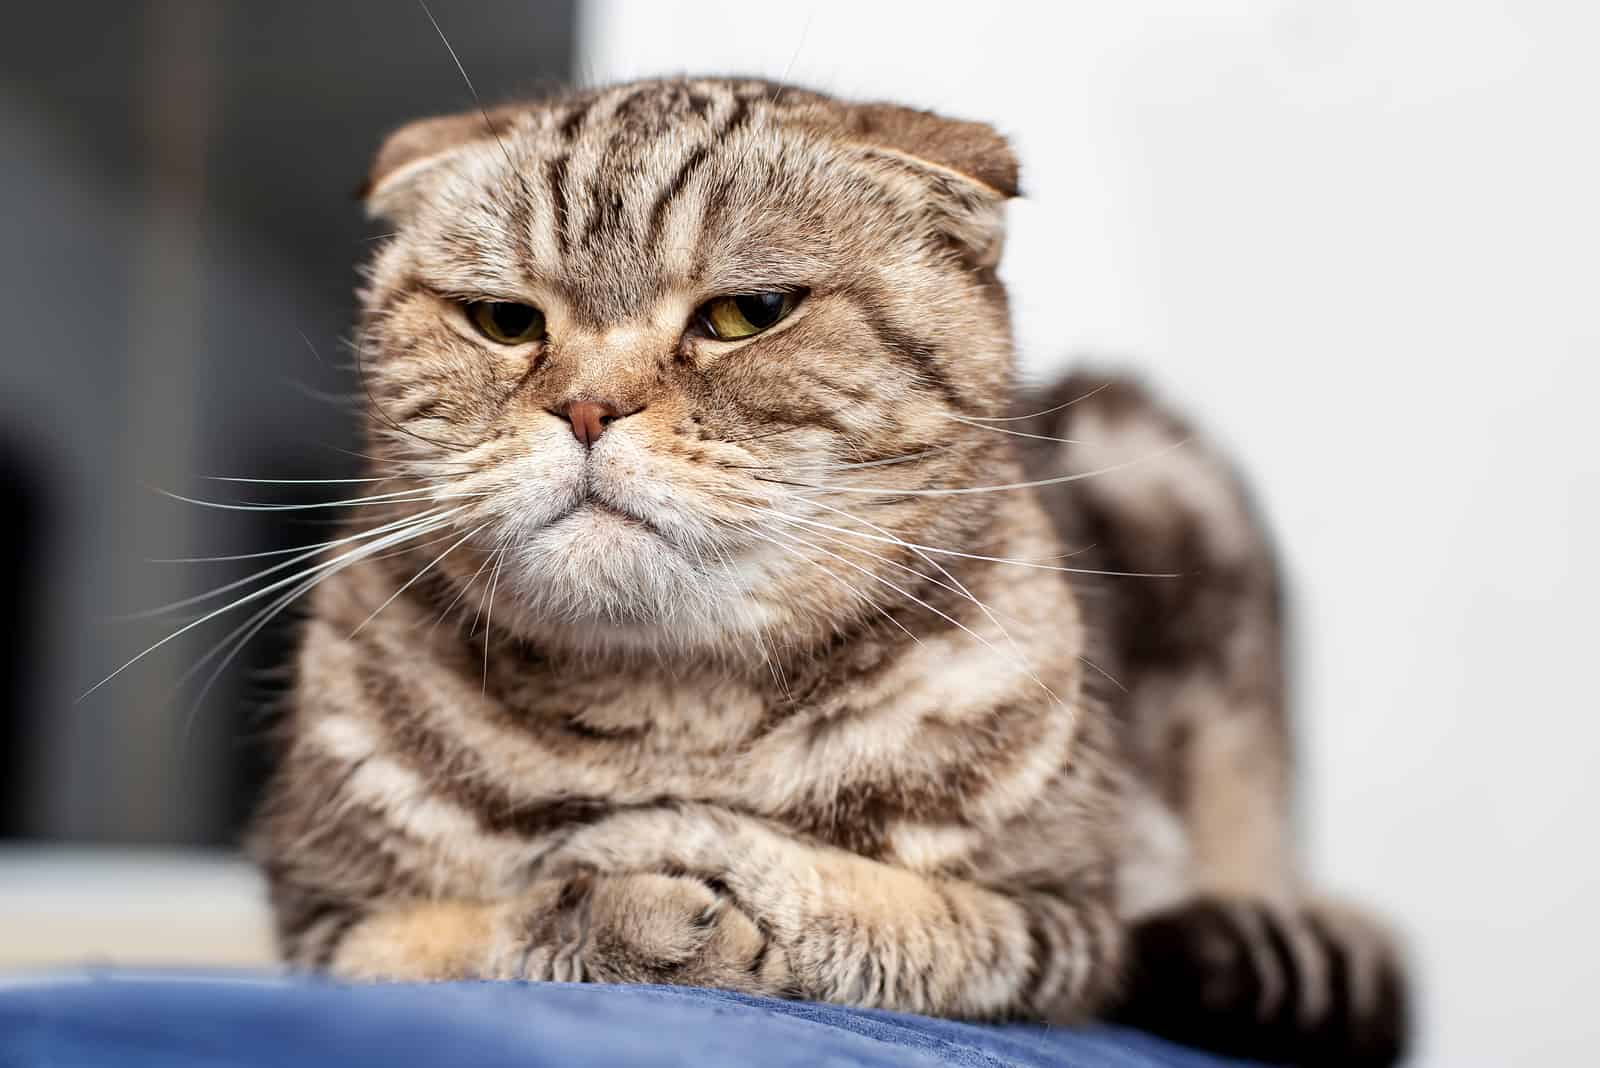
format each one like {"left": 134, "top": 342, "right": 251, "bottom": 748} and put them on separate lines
{"left": 555, "top": 399, "right": 640, "bottom": 447}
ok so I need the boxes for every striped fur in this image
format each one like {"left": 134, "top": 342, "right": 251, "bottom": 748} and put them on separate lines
{"left": 1019, "top": 374, "right": 1409, "bottom": 1063}
{"left": 251, "top": 78, "right": 1408, "bottom": 1064}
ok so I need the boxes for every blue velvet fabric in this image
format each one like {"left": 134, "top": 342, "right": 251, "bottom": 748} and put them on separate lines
{"left": 0, "top": 973, "right": 1257, "bottom": 1067}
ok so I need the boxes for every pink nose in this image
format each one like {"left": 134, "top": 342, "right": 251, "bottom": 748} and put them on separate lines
{"left": 560, "top": 400, "right": 620, "bottom": 447}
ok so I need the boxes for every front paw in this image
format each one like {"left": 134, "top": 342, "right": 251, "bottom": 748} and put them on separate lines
{"left": 509, "top": 872, "right": 793, "bottom": 995}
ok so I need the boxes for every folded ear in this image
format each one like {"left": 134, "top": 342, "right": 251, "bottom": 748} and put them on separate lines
{"left": 361, "top": 105, "right": 524, "bottom": 222}
{"left": 843, "top": 103, "right": 1020, "bottom": 198}
{"left": 831, "top": 102, "right": 1020, "bottom": 268}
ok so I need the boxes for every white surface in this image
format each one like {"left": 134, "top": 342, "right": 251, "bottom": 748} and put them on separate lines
{"left": 0, "top": 847, "right": 274, "bottom": 969}
{"left": 581, "top": 4, "right": 1600, "bottom": 1065}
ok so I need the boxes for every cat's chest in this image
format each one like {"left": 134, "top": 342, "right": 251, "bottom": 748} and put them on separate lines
{"left": 480, "top": 643, "right": 1063, "bottom": 861}
{"left": 496, "top": 670, "right": 835, "bottom": 801}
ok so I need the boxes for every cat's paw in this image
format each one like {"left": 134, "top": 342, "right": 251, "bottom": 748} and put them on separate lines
{"left": 1112, "top": 895, "right": 1409, "bottom": 1067}
{"left": 508, "top": 871, "right": 793, "bottom": 995}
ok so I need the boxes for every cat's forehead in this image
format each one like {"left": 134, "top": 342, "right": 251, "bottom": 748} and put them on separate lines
{"left": 484, "top": 76, "right": 843, "bottom": 212}
{"left": 551, "top": 77, "right": 801, "bottom": 141}
{"left": 376, "top": 77, "right": 1016, "bottom": 323}
{"left": 413, "top": 80, "right": 865, "bottom": 320}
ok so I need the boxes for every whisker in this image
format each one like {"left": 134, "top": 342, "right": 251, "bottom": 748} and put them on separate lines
{"left": 414, "top": 0, "right": 542, "bottom": 228}
{"left": 295, "top": 329, "right": 326, "bottom": 365}
{"left": 960, "top": 381, "right": 1111, "bottom": 423}
{"left": 431, "top": 542, "right": 503, "bottom": 634}
{"left": 740, "top": 501, "right": 1030, "bottom": 666}
{"left": 350, "top": 324, "right": 477, "bottom": 456}
{"left": 350, "top": 522, "right": 492, "bottom": 638}
{"left": 155, "top": 485, "right": 489, "bottom": 513}
{"left": 201, "top": 475, "right": 397, "bottom": 485}
{"left": 177, "top": 566, "right": 328, "bottom": 739}
{"left": 771, "top": 7, "right": 814, "bottom": 103}
{"left": 309, "top": 325, "right": 474, "bottom": 457}
{"left": 480, "top": 538, "right": 508, "bottom": 694}
{"left": 755, "top": 438, "right": 1188, "bottom": 500}
{"left": 469, "top": 540, "right": 501, "bottom": 637}
{"left": 181, "top": 524, "right": 490, "bottom": 730}
{"left": 735, "top": 522, "right": 918, "bottom": 651}
{"left": 706, "top": 538, "right": 794, "bottom": 689}
{"left": 946, "top": 416, "right": 1082, "bottom": 445}
{"left": 362, "top": 526, "right": 486, "bottom": 566}
{"left": 280, "top": 379, "right": 365, "bottom": 408}
{"left": 725, "top": 447, "right": 953, "bottom": 474}
{"left": 151, "top": 540, "right": 383, "bottom": 566}
{"left": 1078, "top": 653, "right": 1128, "bottom": 694}
{"left": 753, "top": 520, "right": 1055, "bottom": 699}
{"left": 752, "top": 560, "right": 802, "bottom": 687}
{"left": 126, "top": 509, "right": 456, "bottom": 618}
{"left": 319, "top": 443, "right": 481, "bottom": 472}
{"left": 740, "top": 506, "right": 990, "bottom": 618}
{"left": 81, "top": 508, "right": 463, "bottom": 701}
{"left": 746, "top": 501, "right": 1179, "bottom": 579}
{"left": 719, "top": 425, "right": 805, "bottom": 446}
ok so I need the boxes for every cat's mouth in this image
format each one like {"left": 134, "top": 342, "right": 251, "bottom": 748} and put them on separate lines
{"left": 576, "top": 498, "right": 647, "bottom": 527}
{"left": 552, "top": 491, "right": 661, "bottom": 537}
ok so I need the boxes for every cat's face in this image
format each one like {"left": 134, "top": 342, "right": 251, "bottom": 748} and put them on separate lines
{"left": 358, "top": 79, "right": 1021, "bottom": 656}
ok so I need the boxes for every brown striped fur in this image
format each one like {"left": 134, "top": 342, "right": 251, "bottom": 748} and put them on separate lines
{"left": 252, "top": 78, "right": 1408, "bottom": 1064}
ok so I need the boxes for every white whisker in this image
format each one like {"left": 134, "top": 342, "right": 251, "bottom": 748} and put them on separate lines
{"left": 1078, "top": 653, "right": 1128, "bottom": 694}
{"left": 736, "top": 523, "right": 918, "bottom": 651}
{"left": 743, "top": 447, "right": 954, "bottom": 474}
{"left": 947, "top": 415, "right": 1082, "bottom": 445}
{"left": 178, "top": 565, "right": 330, "bottom": 737}
{"left": 744, "top": 501, "right": 1178, "bottom": 579}
{"left": 480, "top": 538, "right": 508, "bottom": 694}
{"left": 202, "top": 475, "right": 397, "bottom": 485}
{"left": 431, "top": 542, "right": 503, "bottom": 634}
{"left": 350, "top": 523, "right": 492, "bottom": 638}
{"left": 80, "top": 508, "right": 464, "bottom": 701}
{"left": 760, "top": 438, "right": 1188, "bottom": 499}
{"left": 742, "top": 506, "right": 988, "bottom": 616}
{"left": 959, "top": 381, "right": 1111, "bottom": 423}
{"left": 753, "top": 520, "right": 1055, "bottom": 700}
{"left": 740, "top": 501, "right": 1032, "bottom": 671}
{"left": 156, "top": 485, "right": 488, "bottom": 513}
{"left": 127, "top": 509, "right": 454, "bottom": 619}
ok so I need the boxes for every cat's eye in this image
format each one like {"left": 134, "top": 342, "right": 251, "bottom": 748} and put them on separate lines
{"left": 466, "top": 301, "right": 546, "bottom": 345}
{"left": 697, "top": 291, "right": 800, "bottom": 341}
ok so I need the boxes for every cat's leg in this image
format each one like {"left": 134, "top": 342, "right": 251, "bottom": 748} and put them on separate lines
{"left": 279, "top": 873, "right": 792, "bottom": 991}
{"left": 1019, "top": 371, "right": 1297, "bottom": 900}
{"left": 1025, "top": 372, "right": 1410, "bottom": 1065}
{"left": 283, "top": 836, "right": 1118, "bottom": 1025}
{"left": 528, "top": 804, "right": 1124, "bottom": 1023}
{"left": 273, "top": 802, "right": 1118, "bottom": 1020}
{"left": 256, "top": 772, "right": 789, "bottom": 988}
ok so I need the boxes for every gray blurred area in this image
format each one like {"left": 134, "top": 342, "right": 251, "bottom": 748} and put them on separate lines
{"left": 0, "top": 1, "right": 577, "bottom": 846}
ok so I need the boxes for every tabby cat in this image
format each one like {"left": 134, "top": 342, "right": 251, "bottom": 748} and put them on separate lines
{"left": 252, "top": 77, "right": 1409, "bottom": 1066}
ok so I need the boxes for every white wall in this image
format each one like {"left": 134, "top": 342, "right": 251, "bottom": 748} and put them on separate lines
{"left": 581, "top": 3, "right": 1600, "bottom": 1065}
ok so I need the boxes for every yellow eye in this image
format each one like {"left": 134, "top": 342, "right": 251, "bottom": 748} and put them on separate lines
{"left": 466, "top": 301, "right": 545, "bottom": 345}
{"left": 698, "top": 291, "right": 799, "bottom": 341}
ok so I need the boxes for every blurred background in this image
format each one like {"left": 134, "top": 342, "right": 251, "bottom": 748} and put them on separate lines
{"left": 1, "top": 2, "right": 1595, "bottom": 1065}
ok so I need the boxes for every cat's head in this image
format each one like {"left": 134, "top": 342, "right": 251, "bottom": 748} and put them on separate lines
{"left": 356, "top": 78, "right": 1022, "bottom": 657}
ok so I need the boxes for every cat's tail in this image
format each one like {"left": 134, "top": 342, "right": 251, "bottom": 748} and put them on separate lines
{"left": 1109, "top": 894, "right": 1411, "bottom": 1067}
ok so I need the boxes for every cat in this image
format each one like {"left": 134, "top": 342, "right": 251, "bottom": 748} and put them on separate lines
{"left": 251, "top": 77, "right": 1409, "bottom": 1066}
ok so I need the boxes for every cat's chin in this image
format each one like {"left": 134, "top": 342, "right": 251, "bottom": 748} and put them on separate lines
{"left": 551, "top": 498, "right": 660, "bottom": 537}
{"left": 491, "top": 503, "right": 766, "bottom": 649}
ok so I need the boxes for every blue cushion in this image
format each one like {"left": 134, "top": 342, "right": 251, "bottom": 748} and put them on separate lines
{"left": 0, "top": 973, "right": 1257, "bottom": 1067}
